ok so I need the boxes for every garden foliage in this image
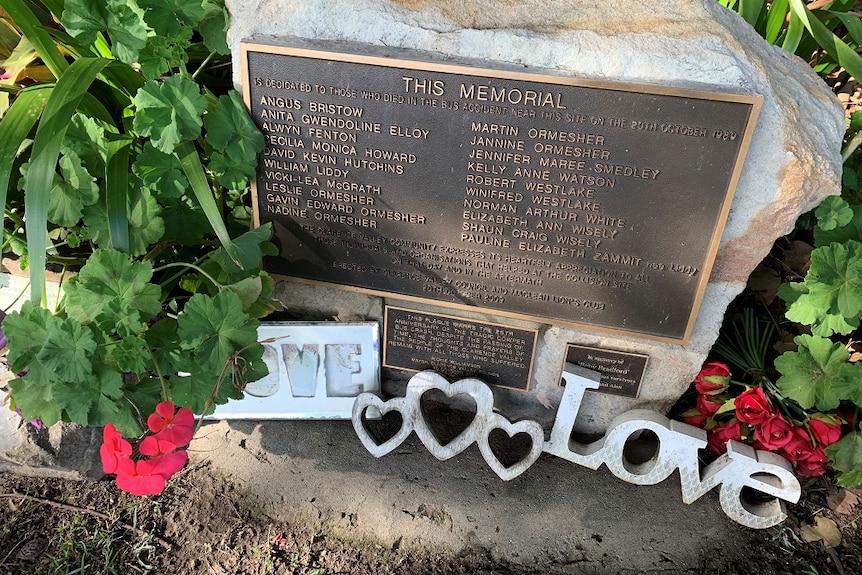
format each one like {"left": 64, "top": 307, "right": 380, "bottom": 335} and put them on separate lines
{"left": 0, "top": 0, "right": 281, "bottom": 462}
{"left": 715, "top": 1, "right": 862, "bottom": 486}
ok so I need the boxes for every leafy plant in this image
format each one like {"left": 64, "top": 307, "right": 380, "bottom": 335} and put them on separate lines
{"left": 0, "top": 0, "right": 280, "bottom": 476}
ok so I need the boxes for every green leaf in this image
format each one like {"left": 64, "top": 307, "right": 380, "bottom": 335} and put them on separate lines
{"left": 62, "top": 0, "right": 150, "bottom": 64}
{"left": 826, "top": 431, "right": 862, "bottom": 487}
{"left": 815, "top": 203, "right": 862, "bottom": 247}
{"left": 132, "top": 76, "right": 208, "bottom": 153}
{"left": 52, "top": 363, "right": 124, "bottom": 426}
{"left": 138, "top": 0, "right": 205, "bottom": 36}
{"left": 2, "top": 0, "right": 68, "bottom": 78}
{"left": 815, "top": 196, "right": 854, "bottom": 232}
{"left": 788, "top": 0, "right": 862, "bottom": 83}
{"left": 105, "top": 138, "right": 133, "bottom": 253}
{"left": 107, "top": 337, "right": 150, "bottom": 373}
{"left": 36, "top": 319, "right": 97, "bottom": 384}
{"left": 62, "top": 113, "right": 109, "bottom": 175}
{"left": 775, "top": 334, "right": 858, "bottom": 410}
{"left": 199, "top": 0, "right": 230, "bottom": 55}
{"left": 46, "top": 150, "right": 100, "bottom": 227}
{"left": 63, "top": 248, "right": 162, "bottom": 327}
{"left": 8, "top": 376, "right": 62, "bottom": 428}
{"left": 132, "top": 142, "right": 188, "bottom": 198}
{"left": 210, "top": 222, "right": 277, "bottom": 274}
{"left": 784, "top": 241, "right": 862, "bottom": 336}
{"left": 209, "top": 151, "right": 254, "bottom": 191}
{"left": 160, "top": 200, "right": 210, "bottom": 244}
{"left": 137, "top": 26, "right": 192, "bottom": 80}
{"left": 23, "top": 57, "right": 113, "bottom": 304}
{"left": 177, "top": 290, "right": 259, "bottom": 373}
{"left": 205, "top": 91, "right": 265, "bottom": 162}
{"left": 2, "top": 301, "right": 53, "bottom": 372}
{"left": 84, "top": 184, "right": 165, "bottom": 256}
{"left": 166, "top": 369, "right": 220, "bottom": 414}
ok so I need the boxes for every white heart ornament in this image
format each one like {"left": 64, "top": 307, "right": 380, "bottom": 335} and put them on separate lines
{"left": 478, "top": 414, "right": 545, "bottom": 481}
{"left": 351, "top": 393, "right": 414, "bottom": 458}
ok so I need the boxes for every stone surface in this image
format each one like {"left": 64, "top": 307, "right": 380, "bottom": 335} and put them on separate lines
{"left": 229, "top": 0, "right": 844, "bottom": 432}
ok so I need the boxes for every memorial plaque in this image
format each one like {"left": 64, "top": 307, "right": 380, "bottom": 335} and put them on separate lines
{"left": 564, "top": 344, "right": 649, "bottom": 398}
{"left": 383, "top": 306, "right": 537, "bottom": 391}
{"left": 243, "top": 39, "right": 761, "bottom": 343}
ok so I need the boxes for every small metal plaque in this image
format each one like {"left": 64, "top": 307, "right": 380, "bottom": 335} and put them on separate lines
{"left": 210, "top": 322, "right": 380, "bottom": 419}
{"left": 383, "top": 306, "right": 537, "bottom": 391}
{"left": 243, "top": 39, "right": 761, "bottom": 343}
{"left": 563, "top": 344, "right": 649, "bottom": 398}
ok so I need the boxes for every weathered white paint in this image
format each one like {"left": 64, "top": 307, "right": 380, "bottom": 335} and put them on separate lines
{"left": 352, "top": 367, "right": 801, "bottom": 528}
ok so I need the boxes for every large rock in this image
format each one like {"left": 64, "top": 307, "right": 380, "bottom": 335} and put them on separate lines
{"left": 226, "top": 0, "right": 844, "bottom": 431}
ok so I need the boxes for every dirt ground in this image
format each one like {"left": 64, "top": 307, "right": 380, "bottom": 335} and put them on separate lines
{"left": 0, "top": 463, "right": 859, "bottom": 575}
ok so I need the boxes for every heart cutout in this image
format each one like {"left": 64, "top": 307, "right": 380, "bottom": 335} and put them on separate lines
{"left": 351, "top": 393, "right": 414, "bottom": 458}
{"left": 478, "top": 414, "right": 544, "bottom": 481}
{"left": 486, "top": 428, "right": 536, "bottom": 469}
{"left": 407, "top": 371, "right": 494, "bottom": 461}
{"left": 419, "top": 387, "right": 478, "bottom": 447}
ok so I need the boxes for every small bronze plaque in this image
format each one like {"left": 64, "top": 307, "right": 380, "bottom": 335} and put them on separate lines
{"left": 564, "top": 344, "right": 649, "bottom": 398}
{"left": 383, "top": 306, "right": 537, "bottom": 391}
{"left": 243, "top": 39, "right": 761, "bottom": 343}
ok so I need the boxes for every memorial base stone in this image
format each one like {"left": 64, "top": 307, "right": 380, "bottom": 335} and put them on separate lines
{"left": 229, "top": 0, "right": 844, "bottom": 432}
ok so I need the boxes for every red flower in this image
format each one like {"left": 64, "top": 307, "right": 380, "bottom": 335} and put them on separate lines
{"left": 694, "top": 362, "right": 731, "bottom": 395}
{"left": 707, "top": 419, "right": 741, "bottom": 455}
{"left": 139, "top": 435, "right": 189, "bottom": 479}
{"left": 147, "top": 402, "right": 195, "bottom": 447}
{"left": 808, "top": 414, "right": 842, "bottom": 447}
{"left": 782, "top": 426, "right": 815, "bottom": 461}
{"left": 115, "top": 458, "right": 167, "bottom": 496}
{"left": 754, "top": 414, "right": 794, "bottom": 450}
{"left": 697, "top": 394, "right": 722, "bottom": 417}
{"left": 100, "top": 423, "right": 132, "bottom": 475}
{"left": 684, "top": 411, "right": 709, "bottom": 428}
{"left": 796, "top": 446, "right": 830, "bottom": 477}
{"left": 735, "top": 387, "right": 773, "bottom": 425}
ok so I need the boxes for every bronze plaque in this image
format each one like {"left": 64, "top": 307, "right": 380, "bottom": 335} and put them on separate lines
{"left": 564, "top": 344, "right": 649, "bottom": 398}
{"left": 383, "top": 306, "right": 537, "bottom": 391}
{"left": 243, "top": 39, "right": 761, "bottom": 343}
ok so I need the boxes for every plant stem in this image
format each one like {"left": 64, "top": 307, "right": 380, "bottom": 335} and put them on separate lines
{"left": 191, "top": 52, "right": 217, "bottom": 80}
{"left": 152, "top": 262, "right": 221, "bottom": 291}
{"left": 145, "top": 343, "right": 169, "bottom": 402}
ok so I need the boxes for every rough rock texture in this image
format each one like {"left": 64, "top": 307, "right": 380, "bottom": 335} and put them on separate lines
{"left": 228, "top": 0, "right": 843, "bottom": 432}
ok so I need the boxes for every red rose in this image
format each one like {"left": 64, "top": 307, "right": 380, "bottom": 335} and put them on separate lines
{"left": 683, "top": 410, "right": 709, "bottom": 428}
{"left": 781, "top": 426, "right": 815, "bottom": 461}
{"left": 697, "top": 393, "right": 722, "bottom": 417}
{"left": 754, "top": 414, "right": 794, "bottom": 451}
{"left": 694, "top": 362, "right": 731, "bottom": 395}
{"left": 796, "top": 446, "right": 830, "bottom": 477}
{"left": 808, "top": 414, "right": 842, "bottom": 447}
{"left": 735, "top": 387, "right": 773, "bottom": 425}
{"left": 707, "top": 419, "right": 741, "bottom": 455}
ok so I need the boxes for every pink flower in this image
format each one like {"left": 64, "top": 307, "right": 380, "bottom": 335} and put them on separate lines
{"left": 808, "top": 414, "right": 842, "bottom": 447}
{"left": 139, "top": 435, "right": 189, "bottom": 479}
{"left": 147, "top": 402, "right": 195, "bottom": 447}
{"left": 100, "top": 423, "right": 132, "bottom": 475}
{"left": 707, "top": 419, "right": 741, "bottom": 455}
{"left": 754, "top": 414, "right": 794, "bottom": 451}
{"left": 115, "top": 458, "right": 167, "bottom": 496}
{"left": 694, "top": 362, "right": 731, "bottom": 395}
{"left": 735, "top": 387, "right": 773, "bottom": 425}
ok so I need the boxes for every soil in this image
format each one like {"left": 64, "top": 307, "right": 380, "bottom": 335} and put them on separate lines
{"left": 0, "top": 463, "right": 860, "bottom": 575}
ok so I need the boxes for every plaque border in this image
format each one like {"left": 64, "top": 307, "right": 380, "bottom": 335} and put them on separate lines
{"left": 242, "top": 39, "right": 763, "bottom": 345}
{"left": 562, "top": 343, "right": 650, "bottom": 398}
{"left": 382, "top": 304, "right": 538, "bottom": 392}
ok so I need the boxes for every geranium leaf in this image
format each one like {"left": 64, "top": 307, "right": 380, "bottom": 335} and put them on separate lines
{"left": 2, "top": 301, "right": 53, "bottom": 372}
{"left": 133, "top": 143, "right": 188, "bottom": 198}
{"left": 160, "top": 200, "right": 211, "bottom": 244}
{"left": 167, "top": 370, "right": 219, "bottom": 414}
{"left": 107, "top": 336, "right": 150, "bottom": 374}
{"left": 62, "top": 114, "right": 108, "bottom": 174}
{"left": 177, "top": 290, "right": 259, "bottom": 373}
{"left": 84, "top": 185, "right": 165, "bottom": 256}
{"left": 52, "top": 364, "right": 123, "bottom": 426}
{"left": 775, "top": 334, "right": 855, "bottom": 410}
{"left": 137, "top": 27, "right": 192, "bottom": 80}
{"left": 815, "top": 204, "right": 862, "bottom": 247}
{"left": 36, "top": 319, "right": 97, "bottom": 384}
{"left": 815, "top": 196, "right": 854, "bottom": 232}
{"left": 210, "top": 223, "right": 276, "bottom": 274}
{"left": 47, "top": 151, "right": 100, "bottom": 227}
{"left": 62, "top": 0, "right": 150, "bottom": 64}
{"left": 63, "top": 248, "right": 162, "bottom": 327}
{"left": 826, "top": 431, "right": 862, "bottom": 478}
{"left": 209, "top": 151, "right": 253, "bottom": 191}
{"left": 138, "top": 0, "right": 205, "bottom": 36}
{"left": 8, "top": 375, "right": 62, "bottom": 428}
{"left": 132, "top": 76, "right": 208, "bottom": 153}
{"left": 204, "top": 91, "right": 265, "bottom": 162}
{"left": 199, "top": 0, "right": 230, "bottom": 55}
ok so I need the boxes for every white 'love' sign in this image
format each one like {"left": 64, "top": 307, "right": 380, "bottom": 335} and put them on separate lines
{"left": 352, "top": 366, "right": 801, "bottom": 529}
